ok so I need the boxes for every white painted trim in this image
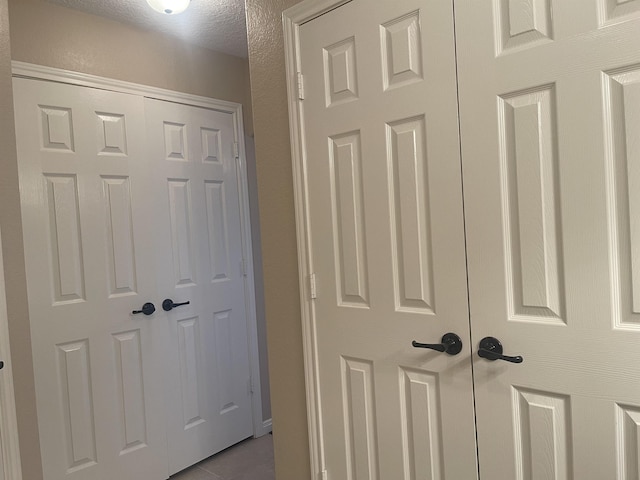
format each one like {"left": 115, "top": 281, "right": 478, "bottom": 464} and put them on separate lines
{"left": 232, "top": 110, "right": 269, "bottom": 439}
{"left": 262, "top": 418, "right": 273, "bottom": 432}
{"left": 0, "top": 228, "right": 23, "bottom": 480}
{"left": 10, "top": 61, "right": 267, "bottom": 440}
{"left": 282, "top": 1, "right": 353, "bottom": 478}
{"left": 11, "top": 61, "right": 240, "bottom": 114}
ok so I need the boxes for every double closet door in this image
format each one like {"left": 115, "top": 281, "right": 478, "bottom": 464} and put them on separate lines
{"left": 296, "top": 0, "right": 640, "bottom": 478}
{"left": 13, "top": 78, "right": 253, "bottom": 480}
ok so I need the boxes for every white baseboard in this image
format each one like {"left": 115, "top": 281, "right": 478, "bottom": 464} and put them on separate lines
{"left": 253, "top": 417, "right": 272, "bottom": 437}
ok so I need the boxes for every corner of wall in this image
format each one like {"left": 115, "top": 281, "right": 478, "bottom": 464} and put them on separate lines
{"left": 0, "top": 1, "right": 42, "bottom": 479}
{"left": 245, "top": 1, "right": 310, "bottom": 479}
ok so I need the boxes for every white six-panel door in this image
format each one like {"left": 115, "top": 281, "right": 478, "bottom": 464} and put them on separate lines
{"left": 13, "top": 78, "right": 255, "bottom": 480}
{"left": 297, "top": 0, "right": 478, "bottom": 478}
{"left": 455, "top": 1, "right": 640, "bottom": 478}
{"left": 13, "top": 78, "right": 168, "bottom": 480}
{"left": 145, "top": 98, "right": 253, "bottom": 474}
{"left": 290, "top": 0, "right": 640, "bottom": 479}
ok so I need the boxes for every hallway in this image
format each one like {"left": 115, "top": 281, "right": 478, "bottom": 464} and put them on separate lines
{"left": 171, "top": 435, "right": 275, "bottom": 480}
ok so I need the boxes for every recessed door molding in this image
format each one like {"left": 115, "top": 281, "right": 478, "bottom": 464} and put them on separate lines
{"left": 10, "top": 60, "right": 269, "bottom": 440}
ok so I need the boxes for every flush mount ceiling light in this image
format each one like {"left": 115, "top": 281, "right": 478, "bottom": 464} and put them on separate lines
{"left": 146, "top": 0, "right": 191, "bottom": 15}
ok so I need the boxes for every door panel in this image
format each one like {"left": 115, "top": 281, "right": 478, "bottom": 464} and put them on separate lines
{"left": 13, "top": 78, "right": 168, "bottom": 480}
{"left": 15, "top": 78, "right": 256, "bottom": 480}
{"left": 298, "top": 0, "right": 478, "bottom": 478}
{"left": 455, "top": 1, "right": 640, "bottom": 478}
{"left": 145, "top": 99, "right": 253, "bottom": 475}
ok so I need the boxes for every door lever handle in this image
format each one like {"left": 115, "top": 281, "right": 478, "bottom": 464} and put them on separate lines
{"left": 412, "top": 332, "right": 463, "bottom": 355}
{"left": 477, "top": 336, "right": 523, "bottom": 363}
{"left": 132, "top": 302, "right": 156, "bottom": 316}
{"left": 162, "top": 299, "right": 190, "bottom": 312}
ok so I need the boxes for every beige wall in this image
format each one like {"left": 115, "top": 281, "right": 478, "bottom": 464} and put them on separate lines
{"left": 0, "top": 0, "right": 42, "bottom": 478}
{"left": 9, "top": 0, "right": 254, "bottom": 135}
{"left": 245, "top": 1, "right": 310, "bottom": 479}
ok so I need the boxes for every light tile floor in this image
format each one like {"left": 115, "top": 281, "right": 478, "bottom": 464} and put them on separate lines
{"left": 170, "top": 435, "right": 275, "bottom": 480}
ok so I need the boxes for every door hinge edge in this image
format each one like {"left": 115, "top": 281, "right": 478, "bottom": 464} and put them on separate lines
{"left": 309, "top": 272, "right": 317, "bottom": 299}
{"left": 233, "top": 141, "right": 240, "bottom": 159}
{"left": 297, "top": 72, "right": 305, "bottom": 100}
{"left": 319, "top": 470, "right": 328, "bottom": 480}
{"left": 241, "top": 258, "right": 248, "bottom": 277}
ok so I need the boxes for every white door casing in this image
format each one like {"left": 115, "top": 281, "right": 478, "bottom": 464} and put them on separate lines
{"left": 145, "top": 98, "right": 254, "bottom": 474}
{"left": 455, "top": 1, "right": 640, "bottom": 478}
{"left": 288, "top": 0, "right": 478, "bottom": 478}
{"left": 0, "top": 228, "right": 23, "bottom": 480}
{"left": 12, "top": 64, "right": 265, "bottom": 480}
{"left": 14, "top": 78, "right": 168, "bottom": 480}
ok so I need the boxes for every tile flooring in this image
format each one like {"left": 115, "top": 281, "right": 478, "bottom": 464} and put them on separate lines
{"left": 170, "top": 435, "right": 275, "bottom": 480}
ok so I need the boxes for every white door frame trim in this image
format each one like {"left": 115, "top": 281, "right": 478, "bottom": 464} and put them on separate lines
{"left": 283, "top": 1, "right": 353, "bottom": 478}
{"left": 0, "top": 228, "right": 23, "bottom": 480}
{"left": 10, "top": 61, "right": 270, "bottom": 439}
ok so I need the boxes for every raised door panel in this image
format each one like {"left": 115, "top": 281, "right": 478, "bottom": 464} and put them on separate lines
{"left": 167, "top": 179, "right": 197, "bottom": 287}
{"left": 329, "top": 131, "right": 369, "bottom": 307}
{"left": 177, "top": 317, "right": 205, "bottom": 429}
{"left": 205, "top": 181, "right": 230, "bottom": 282}
{"left": 103, "top": 177, "right": 137, "bottom": 297}
{"left": 600, "top": 0, "right": 640, "bottom": 24}
{"left": 164, "top": 122, "right": 188, "bottom": 161}
{"left": 40, "top": 106, "right": 75, "bottom": 152}
{"left": 97, "top": 113, "right": 127, "bottom": 156}
{"left": 495, "top": 0, "right": 553, "bottom": 53}
{"left": 201, "top": 128, "right": 221, "bottom": 163}
{"left": 399, "top": 368, "right": 443, "bottom": 480}
{"left": 212, "top": 310, "right": 238, "bottom": 416}
{"left": 381, "top": 11, "right": 423, "bottom": 91}
{"left": 341, "top": 357, "right": 378, "bottom": 480}
{"left": 498, "top": 86, "right": 564, "bottom": 323}
{"left": 387, "top": 116, "right": 434, "bottom": 313}
{"left": 512, "top": 388, "right": 572, "bottom": 480}
{"left": 324, "top": 38, "right": 359, "bottom": 106}
{"left": 617, "top": 404, "right": 640, "bottom": 479}
{"left": 57, "top": 340, "right": 98, "bottom": 474}
{"left": 604, "top": 67, "right": 640, "bottom": 328}
{"left": 45, "top": 174, "right": 86, "bottom": 304}
{"left": 112, "top": 330, "right": 148, "bottom": 455}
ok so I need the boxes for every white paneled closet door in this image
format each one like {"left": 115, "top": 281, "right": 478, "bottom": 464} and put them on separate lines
{"left": 290, "top": 0, "right": 640, "bottom": 478}
{"left": 296, "top": 0, "right": 478, "bottom": 478}
{"left": 145, "top": 98, "right": 254, "bottom": 475}
{"left": 14, "top": 77, "right": 256, "bottom": 480}
{"left": 455, "top": 1, "right": 640, "bottom": 479}
{"left": 13, "top": 78, "right": 168, "bottom": 480}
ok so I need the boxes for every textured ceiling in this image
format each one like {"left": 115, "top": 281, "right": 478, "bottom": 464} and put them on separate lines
{"left": 46, "top": 0, "right": 248, "bottom": 58}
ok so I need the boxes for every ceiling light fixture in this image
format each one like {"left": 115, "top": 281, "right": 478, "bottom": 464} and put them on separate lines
{"left": 146, "top": 0, "right": 191, "bottom": 15}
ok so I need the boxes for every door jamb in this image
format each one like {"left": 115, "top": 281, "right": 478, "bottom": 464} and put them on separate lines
{"left": 0, "top": 228, "right": 23, "bottom": 480}
{"left": 10, "top": 61, "right": 271, "bottom": 438}
{"left": 282, "top": 1, "right": 353, "bottom": 478}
